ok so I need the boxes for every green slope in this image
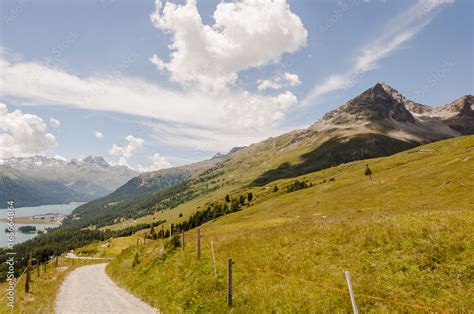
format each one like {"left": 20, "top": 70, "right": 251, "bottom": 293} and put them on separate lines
{"left": 71, "top": 130, "right": 421, "bottom": 229}
{"left": 71, "top": 85, "right": 473, "bottom": 230}
{"left": 0, "top": 165, "right": 91, "bottom": 208}
{"left": 106, "top": 135, "right": 474, "bottom": 312}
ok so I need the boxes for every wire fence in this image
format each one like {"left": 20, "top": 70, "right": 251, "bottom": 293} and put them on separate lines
{"left": 187, "top": 234, "right": 449, "bottom": 313}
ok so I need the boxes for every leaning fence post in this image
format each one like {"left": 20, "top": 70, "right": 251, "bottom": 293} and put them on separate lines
{"left": 211, "top": 241, "right": 217, "bottom": 276}
{"left": 197, "top": 227, "right": 201, "bottom": 258}
{"left": 345, "top": 271, "right": 358, "bottom": 314}
{"left": 227, "top": 257, "right": 233, "bottom": 307}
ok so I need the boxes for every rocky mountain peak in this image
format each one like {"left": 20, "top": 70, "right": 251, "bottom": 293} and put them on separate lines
{"left": 81, "top": 156, "right": 110, "bottom": 168}
{"left": 438, "top": 95, "right": 473, "bottom": 116}
{"left": 321, "top": 82, "right": 415, "bottom": 125}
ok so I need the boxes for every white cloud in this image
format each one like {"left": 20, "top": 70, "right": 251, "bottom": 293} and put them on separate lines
{"left": 302, "top": 0, "right": 454, "bottom": 106}
{"left": 257, "top": 72, "right": 301, "bottom": 91}
{"left": 95, "top": 131, "right": 104, "bottom": 139}
{"left": 150, "top": 0, "right": 307, "bottom": 93}
{"left": 49, "top": 117, "right": 61, "bottom": 128}
{"left": 0, "top": 55, "right": 298, "bottom": 134}
{"left": 109, "top": 135, "right": 145, "bottom": 164}
{"left": 0, "top": 1, "right": 307, "bottom": 152}
{"left": 284, "top": 72, "right": 301, "bottom": 86}
{"left": 137, "top": 153, "right": 171, "bottom": 172}
{"left": 257, "top": 79, "right": 282, "bottom": 91}
{"left": 0, "top": 103, "right": 57, "bottom": 159}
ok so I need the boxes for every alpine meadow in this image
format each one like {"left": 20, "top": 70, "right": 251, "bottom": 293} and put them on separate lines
{"left": 0, "top": 0, "right": 472, "bottom": 313}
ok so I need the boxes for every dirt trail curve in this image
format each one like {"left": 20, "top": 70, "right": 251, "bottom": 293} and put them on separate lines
{"left": 56, "top": 263, "right": 157, "bottom": 314}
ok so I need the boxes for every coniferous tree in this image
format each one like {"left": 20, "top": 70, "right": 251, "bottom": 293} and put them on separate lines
{"left": 247, "top": 192, "right": 253, "bottom": 202}
{"left": 365, "top": 164, "right": 373, "bottom": 181}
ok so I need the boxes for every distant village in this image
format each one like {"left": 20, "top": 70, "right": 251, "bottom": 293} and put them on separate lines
{"left": 32, "top": 213, "right": 66, "bottom": 224}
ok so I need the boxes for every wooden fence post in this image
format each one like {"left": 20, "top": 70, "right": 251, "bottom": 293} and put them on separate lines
{"left": 182, "top": 230, "right": 185, "bottom": 251}
{"left": 55, "top": 256, "right": 59, "bottom": 267}
{"left": 170, "top": 224, "right": 173, "bottom": 238}
{"left": 44, "top": 261, "right": 46, "bottom": 273}
{"left": 72, "top": 258, "right": 75, "bottom": 266}
{"left": 37, "top": 263, "right": 40, "bottom": 277}
{"left": 227, "top": 257, "right": 232, "bottom": 307}
{"left": 25, "top": 254, "right": 32, "bottom": 293}
{"left": 211, "top": 241, "right": 217, "bottom": 276}
{"left": 345, "top": 271, "right": 358, "bottom": 314}
{"left": 197, "top": 228, "right": 201, "bottom": 259}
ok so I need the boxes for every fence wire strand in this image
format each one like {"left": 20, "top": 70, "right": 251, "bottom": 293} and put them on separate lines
{"left": 198, "top": 238, "right": 447, "bottom": 313}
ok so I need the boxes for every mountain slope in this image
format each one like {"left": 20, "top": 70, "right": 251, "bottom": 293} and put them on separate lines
{"left": 0, "top": 156, "right": 138, "bottom": 206}
{"left": 106, "top": 135, "right": 474, "bottom": 312}
{"left": 72, "top": 83, "right": 473, "bottom": 228}
{"left": 0, "top": 165, "right": 89, "bottom": 208}
{"left": 71, "top": 158, "right": 223, "bottom": 228}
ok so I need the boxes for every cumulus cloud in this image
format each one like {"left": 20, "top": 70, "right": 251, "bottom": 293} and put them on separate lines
{"left": 109, "top": 135, "right": 145, "bottom": 166}
{"left": 302, "top": 0, "right": 454, "bottom": 105}
{"left": 0, "top": 0, "right": 307, "bottom": 152}
{"left": 49, "top": 117, "right": 61, "bottom": 128}
{"left": 150, "top": 0, "right": 307, "bottom": 93}
{"left": 95, "top": 131, "right": 104, "bottom": 139}
{"left": 137, "top": 153, "right": 171, "bottom": 172}
{"left": 257, "top": 72, "right": 301, "bottom": 91}
{"left": 284, "top": 72, "right": 301, "bottom": 86}
{"left": 0, "top": 103, "right": 57, "bottom": 159}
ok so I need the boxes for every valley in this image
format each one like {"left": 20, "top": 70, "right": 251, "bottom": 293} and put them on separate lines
{"left": 101, "top": 136, "right": 474, "bottom": 311}
{"left": 0, "top": 84, "right": 472, "bottom": 313}
{"left": 1, "top": 1, "right": 472, "bottom": 312}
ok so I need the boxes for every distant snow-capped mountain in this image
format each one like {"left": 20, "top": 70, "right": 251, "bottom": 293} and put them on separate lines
{"left": 0, "top": 155, "right": 139, "bottom": 207}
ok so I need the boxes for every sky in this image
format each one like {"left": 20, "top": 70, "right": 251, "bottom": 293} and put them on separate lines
{"left": 0, "top": 0, "right": 472, "bottom": 171}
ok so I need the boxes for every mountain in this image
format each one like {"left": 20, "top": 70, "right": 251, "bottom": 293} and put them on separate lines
{"left": 107, "top": 135, "right": 474, "bottom": 312}
{"left": 71, "top": 83, "right": 473, "bottom": 228}
{"left": 0, "top": 165, "right": 88, "bottom": 208}
{"left": 0, "top": 156, "right": 138, "bottom": 207}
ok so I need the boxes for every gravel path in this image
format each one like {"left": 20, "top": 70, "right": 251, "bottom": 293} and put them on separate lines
{"left": 56, "top": 263, "right": 157, "bottom": 314}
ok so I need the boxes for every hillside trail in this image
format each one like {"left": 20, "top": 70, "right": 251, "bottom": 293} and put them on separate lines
{"left": 56, "top": 263, "right": 157, "bottom": 313}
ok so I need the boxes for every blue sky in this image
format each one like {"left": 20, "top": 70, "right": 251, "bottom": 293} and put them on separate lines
{"left": 0, "top": 0, "right": 472, "bottom": 171}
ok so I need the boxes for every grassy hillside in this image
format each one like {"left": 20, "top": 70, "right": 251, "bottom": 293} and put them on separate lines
{"left": 105, "top": 136, "right": 474, "bottom": 312}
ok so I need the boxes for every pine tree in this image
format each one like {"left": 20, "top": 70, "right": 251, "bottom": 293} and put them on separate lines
{"left": 365, "top": 164, "right": 373, "bottom": 181}
{"left": 225, "top": 194, "right": 231, "bottom": 203}
{"left": 247, "top": 192, "right": 253, "bottom": 202}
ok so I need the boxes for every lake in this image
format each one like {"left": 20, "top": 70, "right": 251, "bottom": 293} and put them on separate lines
{"left": 0, "top": 202, "right": 83, "bottom": 247}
